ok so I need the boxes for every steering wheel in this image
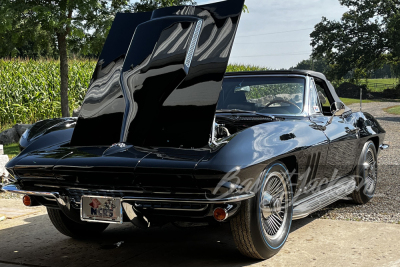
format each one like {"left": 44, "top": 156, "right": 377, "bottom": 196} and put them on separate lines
{"left": 264, "top": 99, "right": 302, "bottom": 111}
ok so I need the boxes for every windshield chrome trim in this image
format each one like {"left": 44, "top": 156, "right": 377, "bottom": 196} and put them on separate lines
{"left": 304, "top": 76, "right": 312, "bottom": 116}
{"left": 223, "top": 74, "right": 308, "bottom": 79}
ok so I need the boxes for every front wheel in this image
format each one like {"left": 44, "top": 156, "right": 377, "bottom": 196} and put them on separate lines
{"left": 47, "top": 208, "right": 109, "bottom": 238}
{"left": 230, "top": 162, "right": 293, "bottom": 259}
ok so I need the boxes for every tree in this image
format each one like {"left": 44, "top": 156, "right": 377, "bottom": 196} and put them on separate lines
{"left": 0, "top": 0, "right": 132, "bottom": 117}
{"left": 131, "top": 0, "right": 194, "bottom": 12}
{"left": 310, "top": 0, "right": 400, "bottom": 80}
{"left": 132, "top": 0, "right": 247, "bottom": 13}
{"left": 80, "top": 0, "right": 196, "bottom": 57}
{"left": 0, "top": 0, "right": 196, "bottom": 117}
{"left": 0, "top": 23, "right": 56, "bottom": 58}
{"left": 290, "top": 58, "right": 330, "bottom": 75}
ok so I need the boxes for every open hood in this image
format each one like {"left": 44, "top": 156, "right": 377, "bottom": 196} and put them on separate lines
{"left": 70, "top": 0, "right": 245, "bottom": 148}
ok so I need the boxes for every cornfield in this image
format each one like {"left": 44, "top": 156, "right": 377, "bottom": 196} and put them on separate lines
{"left": 0, "top": 59, "right": 268, "bottom": 129}
{"left": 226, "top": 63, "right": 269, "bottom": 72}
{"left": 0, "top": 58, "right": 95, "bottom": 129}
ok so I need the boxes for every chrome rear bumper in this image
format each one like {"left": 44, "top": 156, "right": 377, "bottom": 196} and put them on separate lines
{"left": 1, "top": 184, "right": 255, "bottom": 205}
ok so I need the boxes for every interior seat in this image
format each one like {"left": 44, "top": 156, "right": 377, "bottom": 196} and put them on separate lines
{"left": 226, "top": 91, "right": 255, "bottom": 111}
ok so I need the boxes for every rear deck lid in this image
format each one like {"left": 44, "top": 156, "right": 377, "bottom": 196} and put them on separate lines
{"left": 70, "top": 0, "right": 245, "bottom": 149}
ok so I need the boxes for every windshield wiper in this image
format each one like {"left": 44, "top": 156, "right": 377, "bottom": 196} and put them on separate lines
{"left": 216, "top": 109, "right": 277, "bottom": 120}
{"left": 216, "top": 109, "right": 256, "bottom": 114}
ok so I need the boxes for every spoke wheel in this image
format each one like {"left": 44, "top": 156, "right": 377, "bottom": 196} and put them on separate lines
{"left": 363, "top": 147, "right": 377, "bottom": 197}
{"left": 230, "top": 162, "right": 293, "bottom": 260}
{"left": 351, "top": 141, "right": 378, "bottom": 204}
{"left": 260, "top": 172, "right": 289, "bottom": 238}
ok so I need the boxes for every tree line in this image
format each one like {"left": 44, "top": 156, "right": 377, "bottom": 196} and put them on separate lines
{"left": 291, "top": 58, "right": 399, "bottom": 82}
{"left": 304, "top": 0, "right": 400, "bottom": 83}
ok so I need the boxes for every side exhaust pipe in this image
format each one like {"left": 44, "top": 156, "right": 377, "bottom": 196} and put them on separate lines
{"left": 380, "top": 144, "right": 389, "bottom": 150}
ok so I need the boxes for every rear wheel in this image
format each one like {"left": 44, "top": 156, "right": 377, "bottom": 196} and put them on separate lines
{"left": 230, "top": 162, "right": 293, "bottom": 259}
{"left": 351, "top": 141, "right": 378, "bottom": 204}
{"left": 47, "top": 208, "right": 109, "bottom": 238}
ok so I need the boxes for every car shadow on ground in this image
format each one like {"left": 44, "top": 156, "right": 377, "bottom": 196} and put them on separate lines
{"left": 307, "top": 199, "right": 357, "bottom": 218}
{"left": 0, "top": 213, "right": 318, "bottom": 267}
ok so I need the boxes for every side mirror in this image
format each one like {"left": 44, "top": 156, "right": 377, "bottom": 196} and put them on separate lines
{"left": 330, "top": 101, "right": 345, "bottom": 116}
{"left": 326, "top": 102, "right": 346, "bottom": 126}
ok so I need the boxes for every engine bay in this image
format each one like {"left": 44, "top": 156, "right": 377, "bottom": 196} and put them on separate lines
{"left": 214, "top": 114, "right": 277, "bottom": 140}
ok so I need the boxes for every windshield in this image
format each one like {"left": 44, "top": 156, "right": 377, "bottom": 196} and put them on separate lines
{"left": 217, "top": 76, "right": 305, "bottom": 115}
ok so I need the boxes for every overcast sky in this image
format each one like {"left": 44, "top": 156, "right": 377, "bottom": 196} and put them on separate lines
{"left": 197, "top": 0, "right": 348, "bottom": 69}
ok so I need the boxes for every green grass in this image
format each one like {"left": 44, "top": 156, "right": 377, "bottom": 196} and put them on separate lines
{"left": 384, "top": 105, "right": 400, "bottom": 115}
{"left": 365, "top": 78, "right": 398, "bottom": 92}
{"left": 340, "top": 98, "right": 375, "bottom": 106}
{"left": 4, "top": 143, "right": 19, "bottom": 160}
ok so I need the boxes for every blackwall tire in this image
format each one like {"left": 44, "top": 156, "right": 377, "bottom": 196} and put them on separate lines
{"left": 351, "top": 141, "right": 378, "bottom": 204}
{"left": 47, "top": 208, "right": 109, "bottom": 238}
{"left": 230, "top": 162, "right": 293, "bottom": 259}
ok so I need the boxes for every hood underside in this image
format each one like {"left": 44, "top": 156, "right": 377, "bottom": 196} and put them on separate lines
{"left": 70, "top": 0, "right": 245, "bottom": 149}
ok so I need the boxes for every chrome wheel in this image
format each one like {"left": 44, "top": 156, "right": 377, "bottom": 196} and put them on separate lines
{"left": 260, "top": 171, "right": 289, "bottom": 238}
{"left": 363, "top": 147, "right": 377, "bottom": 197}
{"left": 231, "top": 162, "right": 293, "bottom": 259}
{"left": 351, "top": 141, "right": 378, "bottom": 204}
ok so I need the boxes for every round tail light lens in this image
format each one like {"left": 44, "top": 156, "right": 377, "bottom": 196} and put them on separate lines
{"left": 23, "top": 195, "right": 32, "bottom": 206}
{"left": 213, "top": 208, "right": 228, "bottom": 222}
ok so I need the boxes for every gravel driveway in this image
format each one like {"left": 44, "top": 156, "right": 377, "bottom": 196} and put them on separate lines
{"left": 315, "top": 101, "right": 400, "bottom": 224}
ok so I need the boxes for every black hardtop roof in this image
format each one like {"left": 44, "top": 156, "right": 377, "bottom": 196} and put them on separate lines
{"left": 225, "top": 70, "right": 327, "bottom": 81}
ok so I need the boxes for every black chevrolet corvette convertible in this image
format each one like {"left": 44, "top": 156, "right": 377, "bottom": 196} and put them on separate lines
{"left": 2, "top": 0, "right": 388, "bottom": 260}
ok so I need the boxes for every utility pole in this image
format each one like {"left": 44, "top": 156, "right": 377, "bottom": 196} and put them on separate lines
{"left": 311, "top": 57, "right": 314, "bottom": 71}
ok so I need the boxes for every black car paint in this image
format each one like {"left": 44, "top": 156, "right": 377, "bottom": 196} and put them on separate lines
{"left": 19, "top": 117, "right": 76, "bottom": 150}
{"left": 70, "top": 12, "right": 152, "bottom": 147}
{"left": 71, "top": 0, "right": 244, "bottom": 149}
{"left": 11, "top": 94, "right": 385, "bottom": 214}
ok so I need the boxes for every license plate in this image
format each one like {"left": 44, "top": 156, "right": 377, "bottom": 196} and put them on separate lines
{"left": 81, "top": 196, "right": 123, "bottom": 224}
